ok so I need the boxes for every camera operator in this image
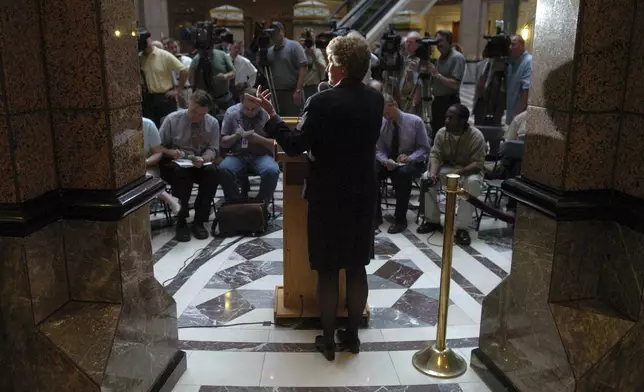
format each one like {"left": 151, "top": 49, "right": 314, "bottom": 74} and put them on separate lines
{"left": 189, "top": 33, "right": 236, "bottom": 114}
{"left": 166, "top": 39, "right": 194, "bottom": 109}
{"left": 398, "top": 31, "right": 422, "bottom": 117}
{"left": 263, "top": 22, "right": 308, "bottom": 116}
{"left": 139, "top": 27, "right": 189, "bottom": 127}
{"left": 428, "top": 30, "right": 465, "bottom": 137}
{"left": 228, "top": 41, "right": 258, "bottom": 102}
{"left": 299, "top": 29, "right": 326, "bottom": 100}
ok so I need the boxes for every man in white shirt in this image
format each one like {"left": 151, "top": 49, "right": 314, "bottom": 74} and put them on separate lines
{"left": 166, "top": 39, "right": 193, "bottom": 108}
{"left": 228, "top": 41, "right": 257, "bottom": 102}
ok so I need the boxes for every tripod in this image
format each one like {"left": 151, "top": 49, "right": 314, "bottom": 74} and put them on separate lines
{"left": 257, "top": 49, "right": 280, "bottom": 114}
{"left": 474, "top": 56, "right": 507, "bottom": 126}
{"left": 404, "top": 73, "right": 433, "bottom": 127}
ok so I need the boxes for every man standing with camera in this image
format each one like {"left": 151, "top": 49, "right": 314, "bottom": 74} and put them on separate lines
{"left": 265, "top": 22, "right": 308, "bottom": 117}
{"left": 398, "top": 31, "right": 422, "bottom": 117}
{"left": 190, "top": 35, "right": 236, "bottom": 115}
{"left": 429, "top": 30, "right": 465, "bottom": 138}
{"left": 299, "top": 29, "right": 326, "bottom": 100}
{"left": 139, "top": 27, "right": 189, "bottom": 127}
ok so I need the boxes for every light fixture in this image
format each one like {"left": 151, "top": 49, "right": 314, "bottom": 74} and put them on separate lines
{"left": 131, "top": 31, "right": 136, "bottom": 37}
{"left": 114, "top": 29, "right": 121, "bottom": 37}
{"left": 520, "top": 27, "right": 530, "bottom": 41}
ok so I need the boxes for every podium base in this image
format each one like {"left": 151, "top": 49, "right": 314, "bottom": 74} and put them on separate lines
{"left": 274, "top": 285, "right": 370, "bottom": 324}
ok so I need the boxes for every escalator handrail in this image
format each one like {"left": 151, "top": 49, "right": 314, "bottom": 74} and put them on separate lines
{"left": 337, "top": 0, "right": 381, "bottom": 29}
{"left": 330, "top": 0, "right": 350, "bottom": 20}
{"left": 356, "top": 0, "right": 399, "bottom": 34}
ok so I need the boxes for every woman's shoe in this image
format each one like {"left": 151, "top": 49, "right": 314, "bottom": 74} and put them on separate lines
{"left": 314, "top": 335, "right": 335, "bottom": 361}
{"left": 337, "top": 329, "right": 360, "bottom": 354}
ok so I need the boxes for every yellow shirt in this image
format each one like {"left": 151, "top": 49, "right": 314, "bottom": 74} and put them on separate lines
{"left": 140, "top": 47, "right": 186, "bottom": 93}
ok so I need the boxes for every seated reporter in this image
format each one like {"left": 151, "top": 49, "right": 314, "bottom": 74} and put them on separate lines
{"left": 376, "top": 94, "right": 430, "bottom": 234}
{"left": 159, "top": 90, "right": 221, "bottom": 242}
{"left": 247, "top": 36, "right": 384, "bottom": 361}
{"left": 218, "top": 88, "right": 280, "bottom": 205}
{"left": 418, "top": 104, "right": 485, "bottom": 246}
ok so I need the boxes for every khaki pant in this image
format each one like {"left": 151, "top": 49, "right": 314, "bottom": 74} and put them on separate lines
{"left": 423, "top": 166, "right": 482, "bottom": 230}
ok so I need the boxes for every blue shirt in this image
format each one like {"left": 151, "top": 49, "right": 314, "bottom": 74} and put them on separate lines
{"left": 221, "top": 103, "right": 270, "bottom": 156}
{"left": 506, "top": 51, "right": 532, "bottom": 125}
{"left": 376, "top": 110, "right": 430, "bottom": 163}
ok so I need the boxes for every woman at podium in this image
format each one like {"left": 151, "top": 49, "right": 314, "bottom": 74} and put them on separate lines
{"left": 247, "top": 35, "right": 384, "bottom": 361}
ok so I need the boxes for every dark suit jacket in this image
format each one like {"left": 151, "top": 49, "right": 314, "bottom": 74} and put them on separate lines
{"left": 265, "top": 78, "right": 384, "bottom": 271}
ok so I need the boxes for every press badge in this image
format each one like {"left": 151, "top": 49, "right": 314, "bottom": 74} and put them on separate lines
{"left": 241, "top": 138, "right": 249, "bottom": 149}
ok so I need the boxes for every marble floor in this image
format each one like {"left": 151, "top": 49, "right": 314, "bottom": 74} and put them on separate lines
{"left": 152, "top": 181, "right": 511, "bottom": 391}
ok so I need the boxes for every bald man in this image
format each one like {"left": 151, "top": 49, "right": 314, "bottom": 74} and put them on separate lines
{"left": 397, "top": 32, "right": 422, "bottom": 117}
{"left": 506, "top": 35, "right": 532, "bottom": 125}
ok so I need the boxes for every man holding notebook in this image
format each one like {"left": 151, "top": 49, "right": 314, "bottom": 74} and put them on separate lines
{"left": 376, "top": 94, "right": 430, "bottom": 234}
{"left": 159, "top": 90, "right": 221, "bottom": 242}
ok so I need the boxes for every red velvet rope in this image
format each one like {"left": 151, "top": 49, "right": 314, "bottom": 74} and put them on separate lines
{"left": 460, "top": 191, "right": 516, "bottom": 224}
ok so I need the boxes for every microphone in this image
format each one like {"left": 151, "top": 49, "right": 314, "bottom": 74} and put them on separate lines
{"left": 318, "top": 81, "right": 331, "bottom": 92}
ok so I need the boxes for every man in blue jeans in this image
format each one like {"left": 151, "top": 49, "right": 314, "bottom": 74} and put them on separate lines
{"left": 218, "top": 88, "right": 280, "bottom": 205}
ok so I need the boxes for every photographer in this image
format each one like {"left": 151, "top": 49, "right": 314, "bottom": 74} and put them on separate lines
{"left": 398, "top": 31, "right": 422, "bottom": 117}
{"left": 428, "top": 30, "right": 465, "bottom": 137}
{"left": 263, "top": 22, "right": 308, "bottom": 117}
{"left": 189, "top": 34, "right": 236, "bottom": 114}
{"left": 299, "top": 29, "right": 326, "bottom": 100}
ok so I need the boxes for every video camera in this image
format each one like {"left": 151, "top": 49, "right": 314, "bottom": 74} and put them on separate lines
{"left": 315, "top": 22, "right": 351, "bottom": 50}
{"left": 379, "top": 26, "right": 401, "bottom": 72}
{"left": 180, "top": 20, "right": 232, "bottom": 51}
{"left": 302, "top": 29, "right": 314, "bottom": 49}
{"left": 482, "top": 33, "right": 511, "bottom": 58}
{"left": 414, "top": 33, "right": 439, "bottom": 62}
{"left": 137, "top": 27, "right": 151, "bottom": 52}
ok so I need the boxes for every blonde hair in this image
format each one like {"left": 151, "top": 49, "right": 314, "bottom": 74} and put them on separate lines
{"left": 326, "top": 36, "right": 370, "bottom": 81}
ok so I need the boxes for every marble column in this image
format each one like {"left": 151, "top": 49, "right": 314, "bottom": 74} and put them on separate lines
{"left": 459, "top": 0, "right": 487, "bottom": 60}
{"left": 503, "top": 0, "right": 519, "bottom": 34}
{"left": 472, "top": 0, "right": 644, "bottom": 391}
{"left": 0, "top": 1, "right": 185, "bottom": 391}
{"left": 141, "top": 0, "right": 170, "bottom": 39}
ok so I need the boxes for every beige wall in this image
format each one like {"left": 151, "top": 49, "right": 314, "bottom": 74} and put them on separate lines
{"left": 424, "top": 4, "right": 461, "bottom": 35}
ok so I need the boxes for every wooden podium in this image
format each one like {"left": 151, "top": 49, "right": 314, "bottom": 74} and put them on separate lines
{"left": 273, "top": 118, "right": 370, "bottom": 323}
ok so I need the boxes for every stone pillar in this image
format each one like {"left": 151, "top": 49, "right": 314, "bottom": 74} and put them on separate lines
{"left": 0, "top": 1, "right": 185, "bottom": 391}
{"left": 503, "top": 0, "right": 519, "bottom": 34}
{"left": 472, "top": 0, "right": 644, "bottom": 391}
{"left": 459, "top": 0, "right": 487, "bottom": 60}
{"left": 141, "top": 0, "right": 170, "bottom": 39}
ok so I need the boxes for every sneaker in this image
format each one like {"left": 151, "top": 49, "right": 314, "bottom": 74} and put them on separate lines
{"left": 417, "top": 221, "right": 443, "bottom": 234}
{"left": 387, "top": 222, "right": 407, "bottom": 234}
{"left": 191, "top": 222, "right": 209, "bottom": 240}
{"left": 455, "top": 229, "right": 471, "bottom": 246}
{"left": 175, "top": 221, "right": 191, "bottom": 242}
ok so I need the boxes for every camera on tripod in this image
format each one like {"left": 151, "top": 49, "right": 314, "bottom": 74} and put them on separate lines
{"left": 415, "top": 34, "right": 439, "bottom": 62}
{"left": 379, "top": 26, "right": 402, "bottom": 72}
{"left": 137, "top": 27, "right": 151, "bottom": 52}
{"left": 315, "top": 22, "right": 351, "bottom": 50}
{"left": 482, "top": 33, "right": 511, "bottom": 58}
{"left": 180, "top": 20, "right": 231, "bottom": 50}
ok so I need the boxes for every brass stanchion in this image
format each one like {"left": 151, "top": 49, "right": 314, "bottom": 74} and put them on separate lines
{"left": 412, "top": 173, "right": 468, "bottom": 378}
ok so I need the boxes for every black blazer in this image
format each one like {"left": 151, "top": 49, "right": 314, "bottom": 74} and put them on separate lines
{"left": 265, "top": 78, "right": 384, "bottom": 270}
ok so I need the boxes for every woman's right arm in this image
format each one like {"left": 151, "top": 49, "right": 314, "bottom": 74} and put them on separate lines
{"left": 264, "top": 98, "right": 320, "bottom": 157}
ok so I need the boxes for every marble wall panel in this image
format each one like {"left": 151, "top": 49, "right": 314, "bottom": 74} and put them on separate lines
{"left": 563, "top": 114, "right": 619, "bottom": 190}
{"left": 598, "top": 222, "right": 644, "bottom": 321}
{"left": 0, "top": 116, "right": 16, "bottom": 203}
{"left": 528, "top": 0, "right": 579, "bottom": 110}
{"left": 613, "top": 114, "right": 644, "bottom": 198}
{"left": 53, "top": 110, "right": 112, "bottom": 190}
{"left": 624, "top": 2, "right": 644, "bottom": 114}
{"left": 25, "top": 222, "right": 69, "bottom": 325}
{"left": 40, "top": 0, "right": 104, "bottom": 109}
{"left": 102, "top": 206, "right": 178, "bottom": 391}
{"left": 549, "top": 220, "right": 606, "bottom": 304}
{"left": 576, "top": 323, "right": 644, "bottom": 391}
{"left": 39, "top": 301, "right": 120, "bottom": 385}
{"left": 479, "top": 205, "right": 575, "bottom": 391}
{"left": 521, "top": 107, "right": 569, "bottom": 190}
{"left": 100, "top": 0, "right": 141, "bottom": 109}
{"left": 550, "top": 303, "right": 634, "bottom": 380}
{"left": 572, "top": 0, "right": 634, "bottom": 112}
{"left": 11, "top": 111, "right": 58, "bottom": 201}
{"left": 0, "top": 0, "right": 48, "bottom": 114}
{"left": 63, "top": 220, "right": 121, "bottom": 303}
{"left": 110, "top": 105, "right": 145, "bottom": 189}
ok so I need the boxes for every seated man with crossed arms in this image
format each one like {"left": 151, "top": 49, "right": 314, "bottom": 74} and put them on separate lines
{"left": 418, "top": 104, "right": 485, "bottom": 246}
{"left": 218, "top": 88, "right": 280, "bottom": 206}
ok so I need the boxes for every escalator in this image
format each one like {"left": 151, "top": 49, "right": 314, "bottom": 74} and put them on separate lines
{"left": 334, "top": 0, "right": 411, "bottom": 44}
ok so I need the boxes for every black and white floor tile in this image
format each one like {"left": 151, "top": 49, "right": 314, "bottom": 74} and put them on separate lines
{"left": 154, "top": 85, "right": 511, "bottom": 392}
